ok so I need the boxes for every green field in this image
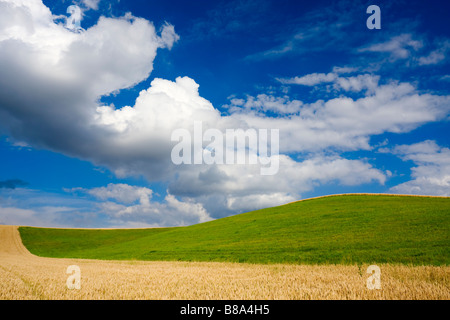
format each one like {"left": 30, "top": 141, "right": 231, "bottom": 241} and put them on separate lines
{"left": 19, "top": 194, "right": 450, "bottom": 265}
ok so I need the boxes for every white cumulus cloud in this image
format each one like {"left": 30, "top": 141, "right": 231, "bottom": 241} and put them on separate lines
{"left": 74, "top": 183, "right": 212, "bottom": 227}
{"left": 388, "top": 141, "right": 450, "bottom": 196}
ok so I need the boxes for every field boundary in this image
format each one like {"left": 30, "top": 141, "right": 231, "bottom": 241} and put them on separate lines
{"left": 284, "top": 193, "right": 450, "bottom": 206}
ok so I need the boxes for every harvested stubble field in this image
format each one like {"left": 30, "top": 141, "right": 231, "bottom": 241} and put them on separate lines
{"left": 0, "top": 225, "right": 449, "bottom": 300}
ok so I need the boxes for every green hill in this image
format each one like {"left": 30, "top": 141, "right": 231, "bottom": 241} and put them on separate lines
{"left": 19, "top": 194, "right": 450, "bottom": 265}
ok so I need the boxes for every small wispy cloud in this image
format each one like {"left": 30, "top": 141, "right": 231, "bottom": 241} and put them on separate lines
{"left": 358, "top": 33, "right": 450, "bottom": 68}
{"left": 244, "top": 1, "right": 360, "bottom": 61}
{"left": 277, "top": 70, "right": 380, "bottom": 94}
{"left": 359, "top": 33, "right": 423, "bottom": 60}
{"left": 418, "top": 40, "right": 450, "bottom": 65}
{"left": 277, "top": 72, "right": 338, "bottom": 86}
{"left": 81, "top": 0, "right": 101, "bottom": 11}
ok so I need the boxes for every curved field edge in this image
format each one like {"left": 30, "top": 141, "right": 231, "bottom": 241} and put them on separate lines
{"left": 19, "top": 194, "right": 450, "bottom": 265}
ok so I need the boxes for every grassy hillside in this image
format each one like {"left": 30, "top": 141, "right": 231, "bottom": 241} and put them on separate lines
{"left": 19, "top": 194, "right": 450, "bottom": 265}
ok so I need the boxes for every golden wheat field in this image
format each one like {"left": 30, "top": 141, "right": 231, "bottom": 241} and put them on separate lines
{"left": 0, "top": 225, "right": 448, "bottom": 300}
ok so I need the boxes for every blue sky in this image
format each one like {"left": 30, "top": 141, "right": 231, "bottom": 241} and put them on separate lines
{"left": 0, "top": 0, "right": 449, "bottom": 228}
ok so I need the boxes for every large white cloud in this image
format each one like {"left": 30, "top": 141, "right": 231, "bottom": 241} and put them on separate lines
{"left": 0, "top": 0, "right": 180, "bottom": 180}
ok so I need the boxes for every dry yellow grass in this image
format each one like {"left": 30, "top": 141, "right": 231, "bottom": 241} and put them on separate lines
{"left": 0, "top": 225, "right": 448, "bottom": 300}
